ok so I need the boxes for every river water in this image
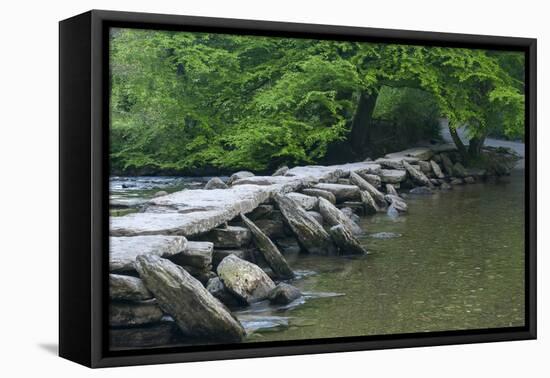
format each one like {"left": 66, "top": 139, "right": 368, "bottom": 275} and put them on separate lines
{"left": 110, "top": 166, "right": 525, "bottom": 344}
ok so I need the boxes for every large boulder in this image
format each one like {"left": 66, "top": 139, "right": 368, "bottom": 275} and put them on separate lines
{"left": 109, "top": 300, "right": 164, "bottom": 327}
{"left": 274, "top": 193, "right": 336, "bottom": 255}
{"left": 268, "top": 283, "right": 302, "bottom": 305}
{"left": 430, "top": 160, "right": 445, "bottom": 179}
{"left": 168, "top": 241, "right": 213, "bottom": 269}
{"left": 349, "top": 172, "right": 385, "bottom": 205}
{"left": 227, "top": 171, "right": 255, "bottom": 185}
{"left": 311, "top": 183, "right": 361, "bottom": 202}
{"left": 109, "top": 274, "right": 152, "bottom": 301}
{"left": 285, "top": 192, "right": 319, "bottom": 211}
{"left": 379, "top": 169, "right": 407, "bottom": 184}
{"left": 385, "top": 183, "right": 399, "bottom": 197}
{"left": 385, "top": 194, "right": 408, "bottom": 213}
{"left": 135, "top": 255, "right": 245, "bottom": 342}
{"left": 359, "top": 173, "right": 382, "bottom": 188}
{"left": 301, "top": 188, "right": 337, "bottom": 204}
{"left": 318, "top": 197, "right": 363, "bottom": 235}
{"left": 109, "top": 235, "right": 187, "bottom": 272}
{"left": 241, "top": 214, "right": 294, "bottom": 279}
{"left": 217, "top": 254, "right": 276, "bottom": 304}
{"left": 202, "top": 226, "right": 251, "bottom": 248}
{"left": 403, "top": 161, "right": 433, "bottom": 187}
{"left": 329, "top": 225, "right": 368, "bottom": 255}
{"left": 204, "top": 177, "right": 228, "bottom": 190}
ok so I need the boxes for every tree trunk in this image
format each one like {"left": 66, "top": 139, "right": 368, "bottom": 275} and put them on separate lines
{"left": 448, "top": 125, "right": 469, "bottom": 160}
{"left": 349, "top": 91, "right": 379, "bottom": 156}
{"left": 467, "top": 134, "right": 486, "bottom": 159}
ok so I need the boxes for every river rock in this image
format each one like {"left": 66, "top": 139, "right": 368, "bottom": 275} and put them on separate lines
{"left": 464, "top": 176, "right": 476, "bottom": 184}
{"left": 385, "top": 194, "right": 408, "bottom": 212}
{"left": 168, "top": 241, "right": 213, "bottom": 269}
{"left": 349, "top": 172, "right": 385, "bottom": 205}
{"left": 451, "top": 178, "right": 464, "bottom": 185}
{"left": 430, "top": 178, "right": 441, "bottom": 186}
{"left": 340, "top": 207, "right": 361, "bottom": 224}
{"left": 430, "top": 160, "right": 445, "bottom": 179}
{"left": 135, "top": 255, "right": 245, "bottom": 342}
{"left": 109, "top": 300, "right": 164, "bottom": 327}
{"left": 386, "top": 183, "right": 399, "bottom": 196}
{"left": 274, "top": 193, "right": 336, "bottom": 255}
{"left": 440, "top": 154, "right": 455, "bottom": 176}
{"left": 202, "top": 226, "right": 251, "bottom": 248}
{"left": 418, "top": 160, "right": 432, "bottom": 174}
{"left": 379, "top": 169, "right": 407, "bottom": 184}
{"left": 110, "top": 235, "right": 187, "bottom": 272}
{"left": 440, "top": 182, "right": 452, "bottom": 190}
{"left": 204, "top": 177, "right": 228, "bottom": 190}
{"left": 359, "top": 173, "right": 382, "bottom": 188}
{"left": 318, "top": 197, "right": 363, "bottom": 235}
{"left": 153, "top": 190, "right": 169, "bottom": 198}
{"left": 360, "top": 190, "right": 379, "bottom": 215}
{"left": 109, "top": 321, "right": 182, "bottom": 349}
{"left": 272, "top": 166, "right": 289, "bottom": 176}
{"left": 285, "top": 192, "right": 319, "bottom": 211}
{"left": 453, "top": 162, "right": 467, "bottom": 178}
{"left": 212, "top": 249, "right": 251, "bottom": 268}
{"left": 403, "top": 161, "right": 433, "bottom": 187}
{"left": 241, "top": 214, "right": 294, "bottom": 279}
{"left": 301, "top": 188, "right": 337, "bottom": 204}
{"left": 206, "top": 277, "right": 245, "bottom": 308}
{"left": 409, "top": 186, "right": 434, "bottom": 195}
{"left": 110, "top": 274, "right": 152, "bottom": 301}
{"left": 375, "top": 158, "right": 408, "bottom": 169}
{"left": 217, "top": 254, "right": 276, "bottom": 304}
{"left": 329, "top": 225, "right": 367, "bottom": 255}
{"left": 227, "top": 171, "right": 254, "bottom": 185}
{"left": 268, "top": 283, "right": 302, "bottom": 305}
{"left": 311, "top": 183, "right": 361, "bottom": 202}
{"left": 306, "top": 211, "right": 324, "bottom": 225}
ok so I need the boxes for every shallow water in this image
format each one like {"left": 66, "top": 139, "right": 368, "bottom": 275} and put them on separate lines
{"left": 247, "top": 169, "right": 525, "bottom": 342}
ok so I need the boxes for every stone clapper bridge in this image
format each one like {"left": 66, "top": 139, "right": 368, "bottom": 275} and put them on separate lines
{"left": 108, "top": 145, "right": 489, "bottom": 349}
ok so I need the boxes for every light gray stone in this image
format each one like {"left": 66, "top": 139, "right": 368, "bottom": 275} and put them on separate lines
{"left": 329, "top": 225, "right": 367, "bottom": 255}
{"left": 379, "top": 169, "right": 407, "bottom": 184}
{"left": 301, "top": 188, "right": 337, "bottom": 204}
{"left": 227, "top": 171, "right": 254, "bottom": 185}
{"left": 311, "top": 183, "right": 361, "bottom": 202}
{"left": 268, "top": 283, "right": 302, "bottom": 305}
{"left": 430, "top": 160, "right": 445, "bottom": 179}
{"left": 285, "top": 192, "right": 319, "bottom": 211}
{"left": 168, "top": 241, "right": 213, "bottom": 269}
{"left": 403, "top": 161, "right": 433, "bottom": 187}
{"left": 217, "top": 254, "right": 276, "bottom": 304}
{"left": 272, "top": 166, "right": 289, "bottom": 176}
{"left": 349, "top": 172, "right": 385, "bottom": 204}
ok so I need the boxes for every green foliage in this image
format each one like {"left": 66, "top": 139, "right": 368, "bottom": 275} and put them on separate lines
{"left": 109, "top": 28, "right": 525, "bottom": 174}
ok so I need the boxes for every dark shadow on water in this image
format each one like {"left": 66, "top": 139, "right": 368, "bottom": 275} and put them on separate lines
{"left": 38, "top": 343, "right": 58, "bottom": 355}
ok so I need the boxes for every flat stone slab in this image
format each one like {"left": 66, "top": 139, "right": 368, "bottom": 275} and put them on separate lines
{"left": 110, "top": 185, "right": 272, "bottom": 237}
{"left": 110, "top": 235, "right": 187, "bottom": 272}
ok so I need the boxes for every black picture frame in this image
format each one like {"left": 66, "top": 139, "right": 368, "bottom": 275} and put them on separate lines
{"left": 59, "top": 9, "right": 537, "bottom": 368}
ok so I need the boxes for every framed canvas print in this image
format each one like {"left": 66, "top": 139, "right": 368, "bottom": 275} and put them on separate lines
{"left": 59, "top": 10, "right": 537, "bottom": 368}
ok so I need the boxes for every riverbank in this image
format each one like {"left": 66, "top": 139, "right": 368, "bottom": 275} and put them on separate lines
{"left": 109, "top": 144, "right": 521, "bottom": 350}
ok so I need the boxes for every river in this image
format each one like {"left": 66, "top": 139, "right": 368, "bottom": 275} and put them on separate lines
{"left": 110, "top": 152, "right": 525, "bottom": 344}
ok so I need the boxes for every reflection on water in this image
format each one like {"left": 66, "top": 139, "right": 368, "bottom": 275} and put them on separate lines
{"left": 250, "top": 169, "right": 525, "bottom": 342}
